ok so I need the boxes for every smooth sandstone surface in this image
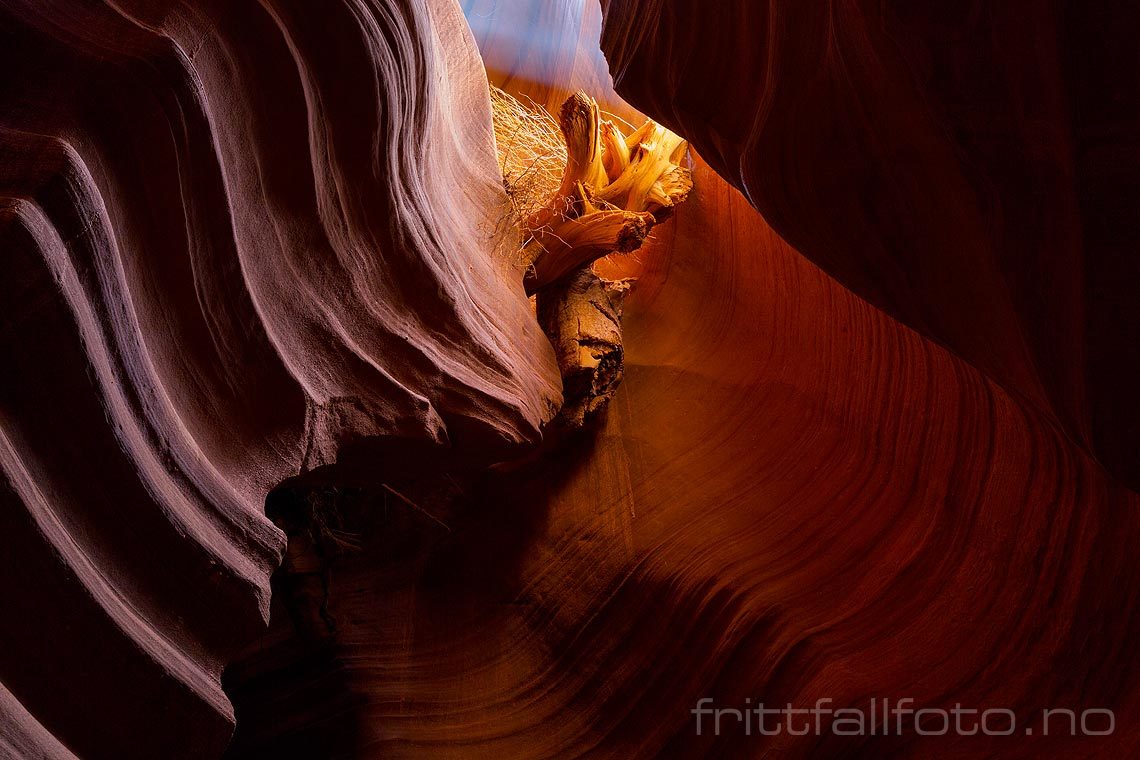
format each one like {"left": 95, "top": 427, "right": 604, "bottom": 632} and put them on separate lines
{"left": 599, "top": 0, "right": 1140, "bottom": 491}
{"left": 230, "top": 1, "right": 1140, "bottom": 757}
{"left": 1, "top": 0, "right": 558, "bottom": 756}
{"left": 1, "top": 0, "right": 1138, "bottom": 758}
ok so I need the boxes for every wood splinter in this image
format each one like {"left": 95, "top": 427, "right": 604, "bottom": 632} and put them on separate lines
{"left": 522, "top": 92, "right": 692, "bottom": 295}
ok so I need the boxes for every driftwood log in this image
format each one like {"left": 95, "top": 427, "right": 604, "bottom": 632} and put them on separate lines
{"left": 504, "top": 89, "right": 692, "bottom": 426}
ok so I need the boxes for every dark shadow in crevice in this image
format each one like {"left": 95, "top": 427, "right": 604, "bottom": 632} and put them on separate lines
{"left": 222, "top": 414, "right": 609, "bottom": 758}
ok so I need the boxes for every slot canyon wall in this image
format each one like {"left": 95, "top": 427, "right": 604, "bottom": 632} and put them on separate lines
{"left": 0, "top": 0, "right": 558, "bottom": 756}
{"left": 2, "top": 0, "right": 1139, "bottom": 758}
{"left": 598, "top": 0, "right": 1140, "bottom": 492}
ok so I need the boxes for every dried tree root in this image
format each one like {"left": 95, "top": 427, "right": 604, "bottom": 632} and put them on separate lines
{"left": 493, "top": 87, "right": 692, "bottom": 426}
{"left": 524, "top": 203, "right": 654, "bottom": 290}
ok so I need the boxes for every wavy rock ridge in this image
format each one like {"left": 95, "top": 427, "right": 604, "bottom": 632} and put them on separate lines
{"left": 0, "top": 0, "right": 558, "bottom": 756}
{"left": 3, "top": 0, "right": 1140, "bottom": 757}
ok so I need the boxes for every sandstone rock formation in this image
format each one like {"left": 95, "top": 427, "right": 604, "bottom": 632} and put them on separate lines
{"left": 2, "top": 0, "right": 1139, "bottom": 757}
{"left": 599, "top": 0, "right": 1140, "bottom": 491}
{"left": 225, "top": 1, "right": 1139, "bottom": 756}
{"left": 0, "top": 0, "right": 558, "bottom": 756}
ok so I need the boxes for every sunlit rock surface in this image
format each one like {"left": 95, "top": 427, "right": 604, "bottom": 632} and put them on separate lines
{"left": 2, "top": 0, "right": 1139, "bottom": 757}
{"left": 0, "top": 0, "right": 558, "bottom": 756}
{"left": 227, "top": 1, "right": 1140, "bottom": 757}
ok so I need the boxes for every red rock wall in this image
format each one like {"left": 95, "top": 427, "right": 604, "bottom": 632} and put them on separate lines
{"left": 599, "top": 0, "right": 1140, "bottom": 491}
{"left": 2, "top": 0, "right": 1138, "bottom": 757}
{"left": 226, "top": 1, "right": 1140, "bottom": 756}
